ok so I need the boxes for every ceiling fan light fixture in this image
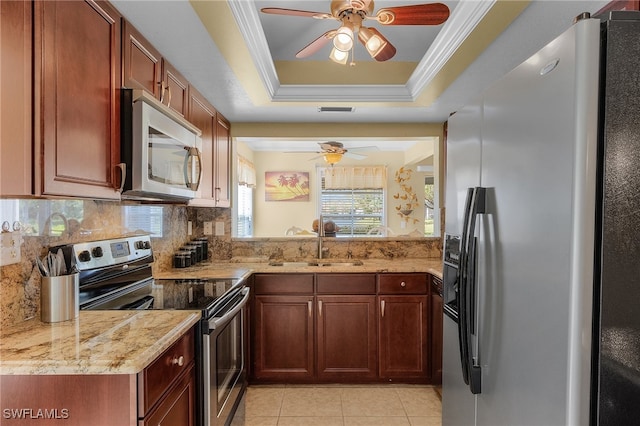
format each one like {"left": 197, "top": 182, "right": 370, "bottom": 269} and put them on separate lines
{"left": 358, "top": 26, "right": 389, "bottom": 58}
{"left": 329, "top": 47, "right": 349, "bottom": 64}
{"left": 324, "top": 152, "right": 343, "bottom": 165}
{"left": 333, "top": 25, "right": 354, "bottom": 51}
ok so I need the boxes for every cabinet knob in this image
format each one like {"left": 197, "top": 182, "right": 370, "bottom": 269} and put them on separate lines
{"left": 400, "top": 281, "right": 406, "bottom": 287}
{"left": 171, "top": 355, "right": 185, "bottom": 367}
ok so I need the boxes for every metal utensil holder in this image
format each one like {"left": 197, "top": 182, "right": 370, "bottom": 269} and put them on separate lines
{"left": 41, "top": 273, "right": 79, "bottom": 323}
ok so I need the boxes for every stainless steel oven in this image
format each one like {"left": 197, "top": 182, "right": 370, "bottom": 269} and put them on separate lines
{"left": 203, "top": 286, "right": 250, "bottom": 426}
{"left": 154, "top": 278, "right": 250, "bottom": 426}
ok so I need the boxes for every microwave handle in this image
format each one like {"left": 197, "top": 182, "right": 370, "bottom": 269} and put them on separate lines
{"left": 185, "top": 146, "right": 202, "bottom": 191}
{"left": 116, "top": 163, "right": 126, "bottom": 193}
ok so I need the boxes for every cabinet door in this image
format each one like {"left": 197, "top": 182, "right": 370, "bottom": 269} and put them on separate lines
{"left": 187, "top": 87, "right": 217, "bottom": 205}
{"left": 214, "top": 115, "right": 231, "bottom": 207}
{"left": 379, "top": 295, "right": 430, "bottom": 380}
{"left": 317, "top": 295, "right": 377, "bottom": 380}
{"left": 35, "top": 0, "right": 121, "bottom": 199}
{"left": 122, "top": 20, "right": 161, "bottom": 97}
{"left": 143, "top": 365, "right": 196, "bottom": 426}
{"left": 253, "top": 295, "right": 314, "bottom": 381}
{"left": 1, "top": 0, "right": 32, "bottom": 196}
{"left": 431, "top": 286, "right": 443, "bottom": 384}
{"left": 161, "top": 59, "right": 189, "bottom": 117}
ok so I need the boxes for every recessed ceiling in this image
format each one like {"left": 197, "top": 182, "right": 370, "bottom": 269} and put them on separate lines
{"left": 111, "top": 0, "right": 609, "bottom": 126}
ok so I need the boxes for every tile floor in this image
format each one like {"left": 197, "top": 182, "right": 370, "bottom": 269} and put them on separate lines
{"left": 232, "top": 384, "right": 442, "bottom": 426}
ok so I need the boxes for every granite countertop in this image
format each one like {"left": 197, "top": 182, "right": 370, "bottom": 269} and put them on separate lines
{"left": 154, "top": 258, "right": 443, "bottom": 280}
{"left": 0, "top": 310, "right": 200, "bottom": 375}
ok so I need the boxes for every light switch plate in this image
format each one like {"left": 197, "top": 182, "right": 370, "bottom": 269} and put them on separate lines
{"left": 215, "top": 221, "right": 225, "bottom": 236}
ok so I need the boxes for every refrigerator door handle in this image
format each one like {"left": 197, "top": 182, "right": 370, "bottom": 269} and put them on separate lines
{"left": 458, "top": 187, "right": 475, "bottom": 385}
{"left": 461, "top": 186, "right": 485, "bottom": 395}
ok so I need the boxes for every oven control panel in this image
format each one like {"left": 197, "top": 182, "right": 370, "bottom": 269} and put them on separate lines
{"left": 66, "top": 235, "right": 153, "bottom": 271}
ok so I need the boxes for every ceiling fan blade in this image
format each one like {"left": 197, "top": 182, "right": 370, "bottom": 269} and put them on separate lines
{"left": 373, "top": 3, "right": 450, "bottom": 25}
{"left": 260, "top": 8, "right": 333, "bottom": 19}
{"left": 349, "top": 146, "right": 379, "bottom": 151}
{"left": 296, "top": 31, "right": 336, "bottom": 58}
{"left": 344, "top": 152, "right": 367, "bottom": 160}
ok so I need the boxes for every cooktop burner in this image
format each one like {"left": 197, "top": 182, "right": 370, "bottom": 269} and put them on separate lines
{"left": 152, "top": 278, "right": 243, "bottom": 317}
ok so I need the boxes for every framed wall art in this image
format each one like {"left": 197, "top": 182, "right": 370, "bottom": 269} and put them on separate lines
{"left": 264, "top": 171, "right": 310, "bottom": 201}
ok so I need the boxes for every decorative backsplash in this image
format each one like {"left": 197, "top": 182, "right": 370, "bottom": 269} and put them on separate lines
{"left": 0, "top": 199, "right": 440, "bottom": 328}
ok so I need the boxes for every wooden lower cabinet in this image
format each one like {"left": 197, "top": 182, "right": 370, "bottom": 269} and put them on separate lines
{"left": 379, "top": 295, "right": 430, "bottom": 380}
{"left": 141, "top": 364, "right": 196, "bottom": 426}
{"left": 317, "top": 295, "right": 377, "bottom": 380}
{"left": 431, "top": 276, "right": 444, "bottom": 384}
{"left": 251, "top": 273, "right": 436, "bottom": 384}
{"left": 0, "top": 327, "right": 196, "bottom": 426}
{"left": 253, "top": 295, "right": 315, "bottom": 381}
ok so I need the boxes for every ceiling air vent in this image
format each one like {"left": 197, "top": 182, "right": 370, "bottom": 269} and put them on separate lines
{"left": 318, "top": 106, "right": 355, "bottom": 113}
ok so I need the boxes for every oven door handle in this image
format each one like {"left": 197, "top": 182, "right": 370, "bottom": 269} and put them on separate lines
{"left": 207, "top": 287, "right": 250, "bottom": 331}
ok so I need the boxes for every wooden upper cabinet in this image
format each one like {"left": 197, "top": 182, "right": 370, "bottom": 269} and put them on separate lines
{"left": 187, "top": 87, "right": 217, "bottom": 205}
{"left": 162, "top": 60, "right": 189, "bottom": 117}
{"left": 122, "top": 20, "right": 161, "bottom": 97}
{"left": 35, "top": 0, "right": 122, "bottom": 199}
{"left": 1, "top": 0, "right": 33, "bottom": 196}
{"left": 214, "top": 114, "right": 232, "bottom": 207}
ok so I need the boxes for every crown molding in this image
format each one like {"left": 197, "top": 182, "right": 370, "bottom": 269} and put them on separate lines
{"left": 230, "top": 0, "right": 493, "bottom": 103}
{"left": 227, "top": 1, "right": 280, "bottom": 98}
{"left": 406, "top": 0, "right": 496, "bottom": 97}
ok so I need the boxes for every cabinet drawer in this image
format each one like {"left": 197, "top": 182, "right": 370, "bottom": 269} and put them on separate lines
{"left": 378, "top": 274, "right": 428, "bottom": 294}
{"left": 317, "top": 274, "right": 376, "bottom": 294}
{"left": 138, "top": 327, "right": 195, "bottom": 416}
{"left": 254, "top": 274, "right": 314, "bottom": 294}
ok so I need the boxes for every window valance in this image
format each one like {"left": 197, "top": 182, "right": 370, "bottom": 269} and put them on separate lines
{"left": 237, "top": 155, "right": 256, "bottom": 187}
{"left": 324, "top": 166, "right": 387, "bottom": 189}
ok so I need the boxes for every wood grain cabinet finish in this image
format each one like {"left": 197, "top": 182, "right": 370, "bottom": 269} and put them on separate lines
{"left": 379, "top": 273, "right": 430, "bottom": 381}
{"left": 35, "top": 0, "right": 122, "bottom": 199}
{"left": 431, "top": 276, "right": 443, "bottom": 384}
{"left": 1, "top": 0, "right": 33, "bottom": 196}
{"left": 141, "top": 364, "right": 196, "bottom": 426}
{"left": 138, "top": 327, "right": 196, "bottom": 424}
{"left": 317, "top": 295, "right": 377, "bottom": 380}
{"left": 187, "top": 87, "right": 217, "bottom": 205}
{"left": 138, "top": 328, "right": 195, "bottom": 415}
{"left": 253, "top": 294, "right": 315, "bottom": 381}
{"left": 161, "top": 59, "right": 189, "bottom": 117}
{"left": 122, "top": 20, "right": 161, "bottom": 97}
{"left": 251, "top": 273, "right": 436, "bottom": 384}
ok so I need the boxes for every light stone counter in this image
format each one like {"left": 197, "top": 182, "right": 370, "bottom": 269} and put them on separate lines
{"left": 154, "top": 258, "right": 443, "bottom": 280}
{"left": 0, "top": 310, "right": 200, "bottom": 375}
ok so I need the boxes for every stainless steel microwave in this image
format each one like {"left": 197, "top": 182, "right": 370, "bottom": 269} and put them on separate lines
{"left": 121, "top": 89, "right": 202, "bottom": 201}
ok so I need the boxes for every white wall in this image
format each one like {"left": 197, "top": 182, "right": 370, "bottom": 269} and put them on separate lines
{"left": 250, "top": 150, "right": 430, "bottom": 237}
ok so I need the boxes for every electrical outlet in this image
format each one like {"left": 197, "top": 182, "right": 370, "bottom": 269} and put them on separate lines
{"left": 215, "top": 221, "right": 225, "bottom": 236}
{"left": 204, "top": 221, "right": 213, "bottom": 235}
{"left": 187, "top": 221, "right": 193, "bottom": 236}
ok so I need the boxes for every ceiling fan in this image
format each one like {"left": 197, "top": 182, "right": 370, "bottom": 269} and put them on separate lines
{"left": 297, "top": 141, "right": 378, "bottom": 165}
{"left": 261, "top": 0, "right": 450, "bottom": 65}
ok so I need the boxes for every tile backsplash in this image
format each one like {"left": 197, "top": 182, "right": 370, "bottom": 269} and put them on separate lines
{"left": 0, "top": 199, "right": 440, "bottom": 328}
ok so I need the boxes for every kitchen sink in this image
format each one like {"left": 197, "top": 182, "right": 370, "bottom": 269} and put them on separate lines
{"left": 267, "top": 260, "right": 363, "bottom": 267}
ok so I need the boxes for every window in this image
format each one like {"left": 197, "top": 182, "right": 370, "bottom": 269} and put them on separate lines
{"left": 424, "top": 176, "right": 435, "bottom": 236}
{"left": 123, "top": 205, "right": 164, "bottom": 237}
{"left": 235, "top": 154, "right": 256, "bottom": 237}
{"left": 237, "top": 184, "right": 253, "bottom": 237}
{"left": 319, "top": 166, "right": 386, "bottom": 236}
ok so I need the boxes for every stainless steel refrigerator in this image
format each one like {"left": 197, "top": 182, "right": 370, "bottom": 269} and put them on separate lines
{"left": 442, "top": 11, "right": 640, "bottom": 426}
